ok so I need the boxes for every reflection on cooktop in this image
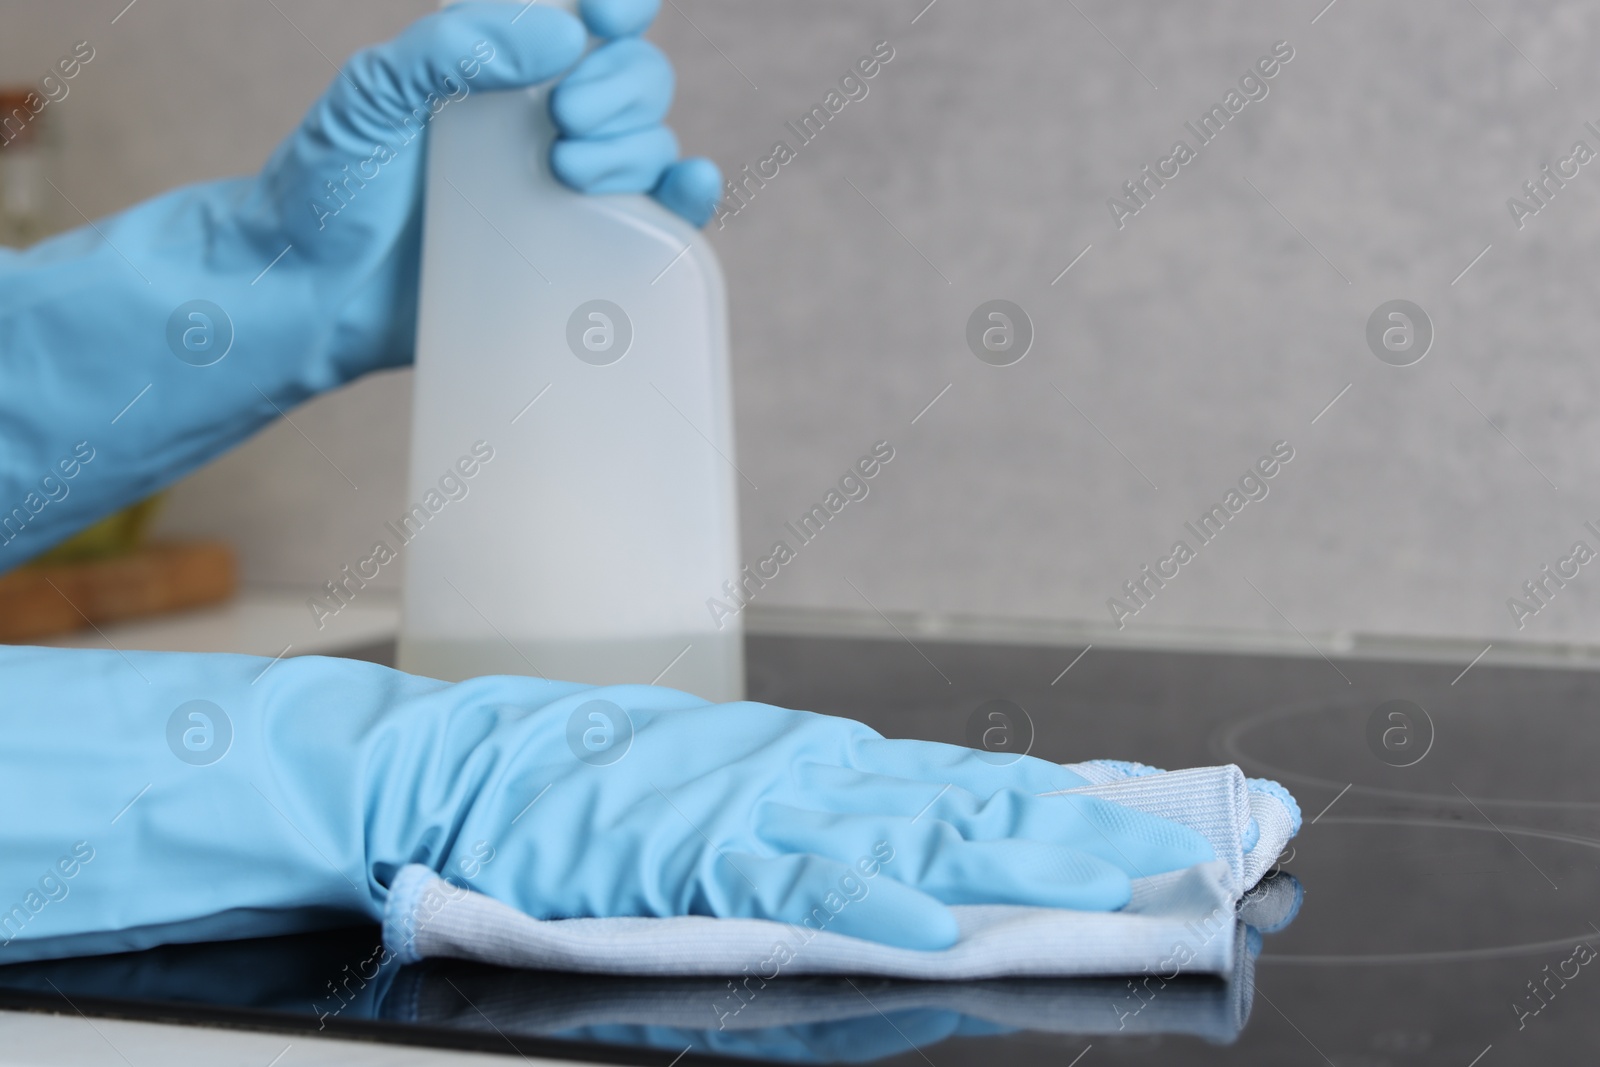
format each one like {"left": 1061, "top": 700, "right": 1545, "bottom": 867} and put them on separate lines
{"left": 0, "top": 898, "right": 1283, "bottom": 1065}
{"left": 3, "top": 633, "right": 1600, "bottom": 1065}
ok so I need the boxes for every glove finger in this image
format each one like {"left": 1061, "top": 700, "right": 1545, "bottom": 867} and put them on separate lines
{"left": 756, "top": 805, "right": 1133, "bottom": 910}
{"left": 335, "top": 4, "right": 585, "bottom": 141}
{"left": 551, "top": 125, "right": 679, "bottom": 194}
{"left": 580, "top": 0, "right": 661, "bottom": 38}
{"left": 709, "top": 850, "right": 960, "bottom": 951}
{"left": 551, "top": 38, "right": 674, "bottom": 139}
{"left": 793, "top": 762, "right": 993, "bottom": 819}
{"left": 793, "top": 763, "right": 1214, "bottom": 878}
{"left": 848, "top": 735, "right": 1095, "bottom": 798}
{"left": 653, "top": 157, "right": 723, "bottom": 227}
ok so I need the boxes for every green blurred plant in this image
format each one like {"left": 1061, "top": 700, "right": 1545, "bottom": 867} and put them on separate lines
{"left": 33, "top": 495, "right": 164, "bottom": 565}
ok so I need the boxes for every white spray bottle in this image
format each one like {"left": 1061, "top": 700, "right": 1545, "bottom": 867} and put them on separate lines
{"left": 397, "top": 0, "right": 744, "bottom": 701}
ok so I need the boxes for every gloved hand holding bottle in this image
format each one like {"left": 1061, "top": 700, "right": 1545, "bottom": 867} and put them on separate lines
{"left": 0, "top": 645, "right": 1214, "bottom": 961}
{"left": 0, "top": 0, "right": 719, "bottom": 565}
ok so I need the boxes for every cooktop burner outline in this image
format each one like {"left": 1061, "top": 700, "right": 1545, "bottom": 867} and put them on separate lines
{"left": 1216, "top": 693, "right": 1600, "bottom": 812}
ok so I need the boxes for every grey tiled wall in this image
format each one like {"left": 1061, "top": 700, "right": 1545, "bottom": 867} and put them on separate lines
{"left": 6, "top": 1, "right": 1598, "bottom": 648}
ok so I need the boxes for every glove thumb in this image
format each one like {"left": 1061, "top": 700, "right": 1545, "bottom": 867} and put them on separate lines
{"left": 252, "top": 2, "right": 585, "bottom": 244}
{"left": 332, "top": 2, "right": 586, "bottom": 142}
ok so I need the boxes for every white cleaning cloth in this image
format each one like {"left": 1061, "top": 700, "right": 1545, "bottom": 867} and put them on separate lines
{"left": 382, "top": 761, "right": 1300, "bottom": 979}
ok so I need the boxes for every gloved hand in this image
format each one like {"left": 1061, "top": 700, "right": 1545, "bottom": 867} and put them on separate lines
{"left": 0, "top": 646, "right": 1212, "bottom": 962}
{"left": 0, "top": 0, "right": 721, "bottom": 567}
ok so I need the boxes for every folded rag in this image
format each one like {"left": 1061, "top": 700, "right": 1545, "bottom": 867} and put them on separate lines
{"left": 382, "top": 877, "right": 1302, "bottom": 1056}
{"left": 382, "top": 761, "right": 1300, "bottom": 979}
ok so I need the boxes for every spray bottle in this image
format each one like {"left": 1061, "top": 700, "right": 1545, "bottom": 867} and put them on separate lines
{"left": 397, "top": 0, "right": 744, "bottom": 701}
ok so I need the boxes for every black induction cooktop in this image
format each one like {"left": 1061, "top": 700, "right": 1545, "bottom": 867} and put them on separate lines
{"left": 3, "top": 631, "right": 1598, "bottom": 1065}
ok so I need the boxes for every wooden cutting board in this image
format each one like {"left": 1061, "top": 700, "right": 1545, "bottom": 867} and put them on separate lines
{"left": 0, "top": 540, "right": 236, "bottom": 643}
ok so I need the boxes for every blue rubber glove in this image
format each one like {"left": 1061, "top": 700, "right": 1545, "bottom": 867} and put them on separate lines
{"left": 0, "top": 0, "right": 721, "bottom": 567}
{"left": 0, "top": 647, "right": 1212, "bottom": 961}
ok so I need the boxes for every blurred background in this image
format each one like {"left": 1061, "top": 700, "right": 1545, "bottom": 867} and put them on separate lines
{"left": 3, "top": 0, "right": 1596, "bottom": 661}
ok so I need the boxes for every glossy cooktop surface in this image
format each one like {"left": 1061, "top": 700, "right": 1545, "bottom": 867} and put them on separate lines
{"left": 3, "top": 632, "right": 1597, "bottom": 1065}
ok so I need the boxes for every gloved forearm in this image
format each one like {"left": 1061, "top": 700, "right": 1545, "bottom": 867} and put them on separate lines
{"left": 0, "top": 178, "right": 380, "bottom": 564}
{"left": 0, "top": 644, "right": 590, "bottom": 962}
{"left": 0, "top": 644, "right": 1214, "bottom": 962}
